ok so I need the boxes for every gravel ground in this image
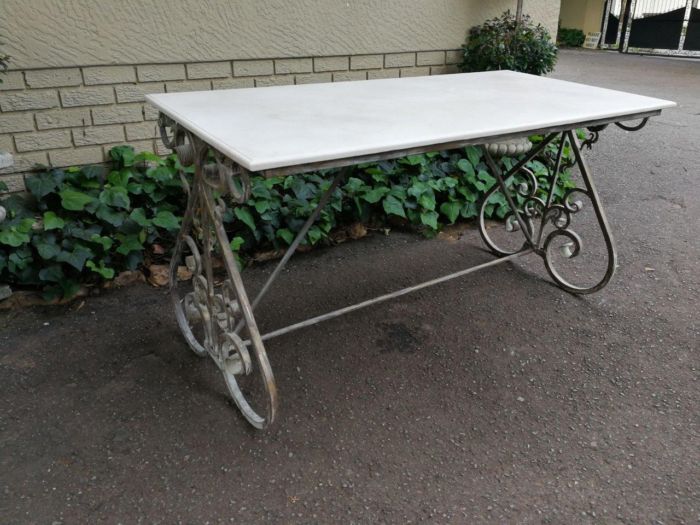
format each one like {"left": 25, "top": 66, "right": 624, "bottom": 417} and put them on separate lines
{"left": 1, "top": 50, "right": 698, "bottom": 524}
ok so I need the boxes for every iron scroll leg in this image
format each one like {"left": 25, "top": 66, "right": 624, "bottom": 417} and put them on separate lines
{"left": 478, "top": 130, "right": 618, "bottom": 294}
{"left": 162, "top": 115, "right": 277, "bottom": 429}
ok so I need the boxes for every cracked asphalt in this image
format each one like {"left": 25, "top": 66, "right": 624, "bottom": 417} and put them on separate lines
{"left": 1, "top": 50, "right": 698, "bottom": 523}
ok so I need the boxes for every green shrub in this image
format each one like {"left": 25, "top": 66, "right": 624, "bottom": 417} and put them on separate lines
{"left": 0, "top": 140, "right": 575, "bottom": 299}
{"left": 460, "top": 11, "right": 558, "bottom": 75}
{"left": 0, "top": 147, "right": 188, "bottom": 299}
{"left": 558, "top": 28, "right": 586, "bottom": 47}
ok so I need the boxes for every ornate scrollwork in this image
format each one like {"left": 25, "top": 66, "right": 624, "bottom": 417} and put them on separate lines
{"left": 582, "top": 124, "right": 608, "bottom": 150}
{"left": 478, "top": 131, "right": 615, "bottom": 294}
{"left": 162, "top": 114, "right": 277, "bottom": 428}
{"left": 615, "top": 117, "right": 649, "bottom": 132}
{"left": 173, "top": 232, "right": 251, "bottom": 376}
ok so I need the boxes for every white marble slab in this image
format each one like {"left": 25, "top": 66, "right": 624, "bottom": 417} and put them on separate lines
{"left": 147, "top": 71, "right": 675, "bottom": 172}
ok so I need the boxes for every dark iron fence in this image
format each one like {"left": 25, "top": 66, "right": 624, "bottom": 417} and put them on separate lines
{"left": 601, "top": 0, "right": 700, "bottom": 56}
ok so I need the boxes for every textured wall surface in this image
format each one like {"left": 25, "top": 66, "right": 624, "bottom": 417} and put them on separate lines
{"left": 2, "top": 0, "right": 560, "bottom": 69}
{"left": 0, "top": 0, "right": 560, "bottom": 186}
{"left": 560, "top": 0, "right": 605, "bottom": 35}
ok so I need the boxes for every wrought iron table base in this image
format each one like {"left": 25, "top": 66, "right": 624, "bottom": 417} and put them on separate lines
{"left": 159, "top": 115, "right": 647, "bottom": 429}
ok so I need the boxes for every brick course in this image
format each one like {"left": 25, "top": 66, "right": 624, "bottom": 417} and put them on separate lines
{"left": 83, "top": 66, "right": 137, "bottom": 85}
{"left": 25, "top": 68, "right": 82, "bottom": 88}
{"left": 92, "top": 104, "right": 144, "bottom": 125}
{"left": 72, "top": 125, "right": 125, "bottom": 146}
{"left": 0, "top": 90, "right": 59, "bottom": 111}
{"left": 15, "top": 130, "right": 72, "bottom": 152}
{"left": 233, "top": 60, "right": 274, "bottom": 77}
{"left": 186, "top": 62, "right": 231, "bottom": 79}
{"left": 0, "top": 49, "right": 460, "bottom": 188}
{"left": 35, "top": 108, "right": 91, "bottom": 130}
{"left": 137, "top": 64, "right": 186, "bottom": 82}
{"left": 60, "top": 86, "right": 115, "bottom": 107}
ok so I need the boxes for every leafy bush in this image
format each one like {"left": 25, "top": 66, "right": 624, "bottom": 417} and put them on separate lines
{"left": 460, "top": 11, "right": 558, "bottom": 75}
{"left": 0, "top": 140, "right": 575, "bottom": 299}
{"left": 558, "top": 28, "right": 586, "bottom": 48}
{"left": 0, "top": 147, "right": 187, "bottom": 299}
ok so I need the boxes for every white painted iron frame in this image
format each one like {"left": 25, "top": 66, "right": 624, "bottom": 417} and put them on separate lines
{"left": 159, "top": 109, "right": 659, "bottom": 430}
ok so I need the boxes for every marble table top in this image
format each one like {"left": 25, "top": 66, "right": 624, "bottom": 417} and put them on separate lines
{"left": 147, "top": 71, "right": 675, "bottom": 173}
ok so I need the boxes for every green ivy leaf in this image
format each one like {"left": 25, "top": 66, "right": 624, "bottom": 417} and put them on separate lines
{"left": 404, "top": 155, "right": 425, "bottom": 166}
{"left": 477, "top": 170, "right": 496, "bottom": 188}
{"left": 234, "top": 207, "right": 256, "bottom": 232}
{"left": 457, "top": 158, "right": 475, "bottom": 177}
{"left": 43, "top": 211, "right": 65, "bottom": 230}
{"left": 439, "top": 202, "right": 461, "bottom": 224}
{"left": 134, "top": 151, "right": 161, "bottom": 164}
{"left": 116, "top": 233, "right": 144, "bottom": 255}
{"left": 152, "top": 210, "right": 180, "bottom": 231}
{"left": 0, "top": 228, "right": 30, "bottom": 247}
{"left": 276, "top": 228, "right": 294, "bottom": 245}
{"left": 35, "top": 238, "right": 61, "bottom": 259}
{"left": 129, "top": 208, "right": 151, "bottom": 227}
{"left": 16, "top": 218, "right": 35, "bottom": 233}
{"left": 26, "top": 172, "right": 59, "bottom": 199}
{"left": 86, "top": 260, "right": 115, "bottom": 279}
{"left": 361, "top": 186, "right": 390, "bottom": 204}
{"left": 110, "top": 145, "right": 135, "bottom": 167}
{"left": 307, "top": 226, "right": 323, "bottom": 245}
{"left": 38, "top": 264, "right": 64, "bottom": 283}
{"left": 466, "top": 146, "right": 481, "bottom": 168}
{"left": 89, "top": 234, "right": 113, "bottom": 251}
{"left": 99, "top": 186, "right": 131, "bottom": 210}
{"left": 95, "top": 204, "right": 126, "bottom": 227}
{"left": 107, "top": 169, "right": 131, "bottom": 188}
{"left": 382, "top": 195, "right": 406, "bottom": 218}
{"left": 254, "top": 199, "right": 270, "bottom": 214}
{"left": 420, "top": 210, "right": 439, "bottom": 230}
{"left": 461, "top": 202, "right": 478, "bottom": 218}
{"left": 343, "top": 177, "right": 366, "bottom": 194}
{"left": 407, "top": 180, "right": 429, "bottom": 199}
{"left": 60, "top": 190, "right": 95, "bottom": 211}
{"left": 230, "top": 236, "right": 245, "bottom": 252}
{"left": 56, "top": 244, "right": 94, "bottom": 271}
{"left": 80, "top": 165, "right": 105, "bottom": 180}
{"left": 417, "top": 191, "right": 436, "bottom": 211}
{"left": 146, "top": 166, "right": 174, "bottom": 182}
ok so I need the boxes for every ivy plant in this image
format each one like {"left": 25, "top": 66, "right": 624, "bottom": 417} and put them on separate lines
{"left": 460, "top": 11, "right": 558, "bottom": 75}
{"left": 0, "top": 140, "right": 575, "bottom": 300}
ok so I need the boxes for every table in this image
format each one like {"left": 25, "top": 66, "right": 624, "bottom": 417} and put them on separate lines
{"left": 147, "top": 71, "right": 675, "bottom": 429}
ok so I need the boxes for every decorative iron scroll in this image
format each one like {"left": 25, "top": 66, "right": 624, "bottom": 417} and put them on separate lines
{"left": 478, "top": 130, "right": 617, "bottom": 294}
{"left": 160, "top": 112, "right": 277, "bottom": 429}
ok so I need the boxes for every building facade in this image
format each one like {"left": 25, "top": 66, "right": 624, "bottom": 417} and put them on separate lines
{"left": 0, "top": 0, "right": 561, "bottom": 190}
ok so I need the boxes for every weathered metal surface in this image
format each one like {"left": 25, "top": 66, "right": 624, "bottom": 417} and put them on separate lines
{"left": 160, "top": 110, "right": 655, "bottom": 429}
{"left": 162, "top": 117, "right": 277, "bottom": 429}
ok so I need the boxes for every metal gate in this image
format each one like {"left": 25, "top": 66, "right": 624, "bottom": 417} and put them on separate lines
{"left": 601, "top": 0, "right": 700, "bottom": 57}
